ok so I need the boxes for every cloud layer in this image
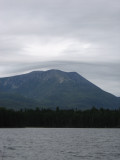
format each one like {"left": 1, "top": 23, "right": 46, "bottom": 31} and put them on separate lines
{"left": 0, "top": 0, "right": 120, "bottom": 96}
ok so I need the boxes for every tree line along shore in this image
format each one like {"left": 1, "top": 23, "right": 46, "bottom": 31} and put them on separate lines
{"left": 0, "top": 107, "right": 120, "bottom": 128}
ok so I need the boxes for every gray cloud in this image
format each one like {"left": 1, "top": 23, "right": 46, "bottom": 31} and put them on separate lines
{"left": 0, "top": 0, "right": 120, "bottom": 96}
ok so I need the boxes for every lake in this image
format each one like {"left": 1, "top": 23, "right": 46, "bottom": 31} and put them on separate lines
{"left": 0, "top": 128, "right": 120, "bottom": 160}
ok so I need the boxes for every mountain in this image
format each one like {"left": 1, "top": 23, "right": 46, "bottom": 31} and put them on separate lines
{"left": 0, "top": 92, "right": 40, "bottom": 110}
{"left": 0, "top": 69, "right": 120, "bottom": 110}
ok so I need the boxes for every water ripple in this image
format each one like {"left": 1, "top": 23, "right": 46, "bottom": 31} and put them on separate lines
{"left": 0, "top": 128, "right": 120, "bottom": 160}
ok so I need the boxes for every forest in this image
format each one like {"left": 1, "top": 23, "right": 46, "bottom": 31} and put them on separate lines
{"left": 0, "top": 107, "right": 120, "bottom": 128}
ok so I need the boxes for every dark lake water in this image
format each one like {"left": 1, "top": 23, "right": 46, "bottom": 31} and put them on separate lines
{"left": 0, "top": 128, "right": 120, "bottom": 160}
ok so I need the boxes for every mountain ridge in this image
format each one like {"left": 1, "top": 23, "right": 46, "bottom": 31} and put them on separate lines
{"left": 0, "top": 69, "right": 119, "bottom": 110}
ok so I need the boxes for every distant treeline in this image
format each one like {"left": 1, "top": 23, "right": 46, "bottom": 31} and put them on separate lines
{"left": 0, "top": 107, "right": 120, "bottom": 128}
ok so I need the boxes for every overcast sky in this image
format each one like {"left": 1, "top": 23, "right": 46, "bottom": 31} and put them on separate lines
{"left": 0, "top": 0, "right": 120, "bottom": 96}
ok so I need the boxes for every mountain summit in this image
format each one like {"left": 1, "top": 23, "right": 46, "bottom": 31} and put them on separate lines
{"left": 0, "top": 69, "right": 119, "bottom": 109}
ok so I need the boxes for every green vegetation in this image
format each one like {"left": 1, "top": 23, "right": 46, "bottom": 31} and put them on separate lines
{"left": 0, "top": 107, "right": 120, "bottom": 128}
{"left": 0, "top": 93, "right": 40, "bottom": 109}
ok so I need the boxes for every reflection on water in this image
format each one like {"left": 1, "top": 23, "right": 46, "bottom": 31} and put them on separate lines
{"left": 0, "top": 128, "right": 120, "bottom": 160}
